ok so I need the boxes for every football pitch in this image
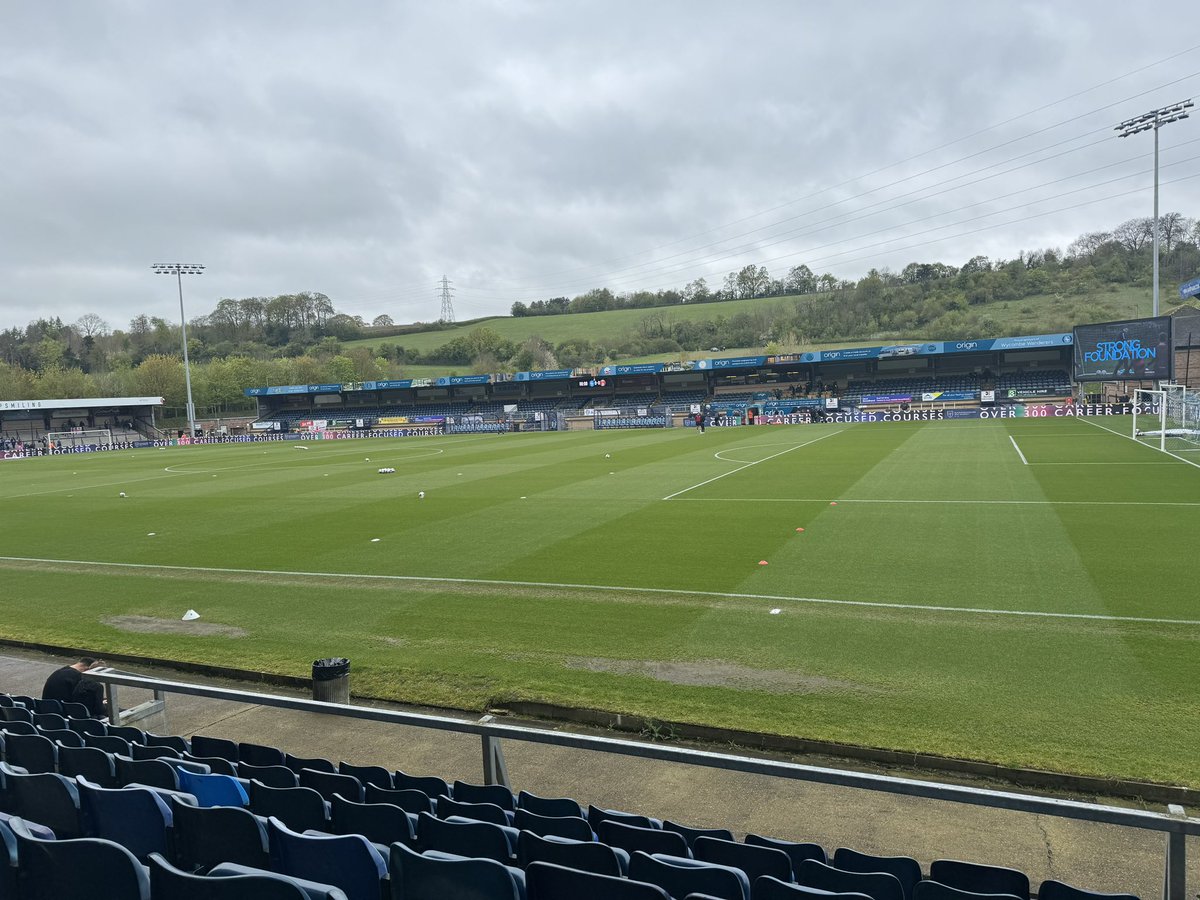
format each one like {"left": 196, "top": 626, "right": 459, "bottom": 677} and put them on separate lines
{"left": 3, "top": 417, "right": 1200, "bottom": 786}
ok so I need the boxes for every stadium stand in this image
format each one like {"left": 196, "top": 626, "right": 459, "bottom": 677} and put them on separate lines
{"left": 0, "top": 688, "right": 1149, "bottom": 900}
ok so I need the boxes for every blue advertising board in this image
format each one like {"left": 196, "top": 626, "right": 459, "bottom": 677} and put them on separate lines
{"left": 1181, "top": 276, "right": 1200, "bottom": 299}
{"left": 599, "top": 363, "right": 665, "bottom": 376}
{"left": 709, "top": 356, "right": 766, "bottom": 370}
{"left": 515, "top": 369, "right": 573, "bottom": 382}
{"left": 436, "top": 375, "right": 492, "bottom": 386}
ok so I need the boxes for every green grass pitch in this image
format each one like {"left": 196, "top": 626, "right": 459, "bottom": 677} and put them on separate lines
{"left": 3, "top": 417, "right": 1199, "bottom": 786}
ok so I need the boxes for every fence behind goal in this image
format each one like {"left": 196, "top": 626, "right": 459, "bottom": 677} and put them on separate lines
{"left": 1133, "top": 385, "right": 1200, "bottom": 455}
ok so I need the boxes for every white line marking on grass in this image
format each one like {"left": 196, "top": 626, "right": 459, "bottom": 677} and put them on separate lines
{"left": 1029, "top": 462, "right": 1177, "bottom": 466}
{"left": 662, "top": 431, "right": 842, "bottom": 500}
{"left": 2, "top": 554, "right": 1198, "bottom": 627}
{"left": 670, "top": 497, "right": 1200, "bottom": 507}
{"left": 1009, "top": 435, "right": 1028, "bottom": 465}
{"left": 1079, "top": 416, "right": 1200, "bottom": 471}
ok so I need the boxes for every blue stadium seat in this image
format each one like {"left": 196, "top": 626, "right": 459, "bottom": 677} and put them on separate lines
{"left": 797, "top": 860, "right": 905, "bottom": 900}
{"left": 664, "top": 819, "right": 734, "bottom": 849}
{"left": 394, "top": 770, "right": 451, "bottom": 798}
{"left": 116, "top": 756, "right": 180, "bottom": 791}
{"left": 339, "top": 761, "right": 393, "bottom": 790}
{"left": 391, "top": 841, "right": 525, "bottom": 900}
{"left": 415, "top": 810, "right": 515, "bottom": 864}
{"left": 746, "top": 833, "right": 827, "bottom": 869}
{"left": 453, "top": 780, "right": 515, "bottom": 811}
{"left": 330, "top": 792, "right": 416, "bottom": 846}
{"left": 516, "top": 830, "right": 628, "bottom": 876}
{"left": 366, "top": 783, "right": 434, "bottom": 814}
{"left": 175, "top": 767, "right": 249, "bottom": 808}
{"left": 7, "top": 769, "right": 84, "bottom": 838}
{"left": 58, "top": 744, "right": 118, "bottom": 787}
{"left": 588, "top": 804, "right": 661, "bottom": 831}
{"left": 285, "top": 753, "right": 336, "bottom": 775}
{"left": 238, "top": 761, "right": 299, "bottom": 788}
{"left": 913, "top": 882, "right": 1024, "bottom": 900}
{"left": 77, "top": 777, "right": 174, "bottom": 861}
{"left": 184, "top": 752, "right": 239, "bottom": 776}
{"left": 248, "top": 781, "right": 328, "bottom": 833}
{"left": 525, "top": 859, "right": 669, "bottom": 900}
{"left": 4, "top": 733, "right": 57, "bottom": 774}
{"left": 170, "top": 796, "right": 271, "bottom": 871}
{"left": 628, "top": 850, "right": 750, "bottom": 900}
{"left": 755, "top": 876, "right": 873, "bottom": 900}
{"left": 300, "top": 767, "right": 364, "bottom": 804}
{"left": 693, "top": 836, "right": 793, "bottom": 883}
{"left": 10, "top": 815, "right": 150, "bottom": 900}
{"left": 190, "top": 734, "right": 239, "bottom": 762}
{"left": 517, "top": 790, "right": 583, "bottom": 819}
{"left": 596, "top": 818, "right": 689, "bottom": 858}
{"left": 834, "top": 848, "right": 923, "bottom": 900}
{"left": 513, "top": 808, "right": 594, "bottom": 841}
{"left": 39, "top": 728, "right": 85, "bottom": 749}
{"left": 437, "top": 795, "right": 513, "bottom": 826}
{"left": 267, "top": 816, "right": 387, "bottom": 900}
{"left": 84, "top": 733, "right": 131, "bottom": 755}
{"left": 240, "top": 741, "right": 286, "bottom": 767}
{"left": 928, "top": 861, "right": 1030, "bottom": 900}
{"left": 1037, "top": 881, "right": 1139, "bottom": 900}
{"left": 148, "top": 852, "right": 318, "bottom": 900}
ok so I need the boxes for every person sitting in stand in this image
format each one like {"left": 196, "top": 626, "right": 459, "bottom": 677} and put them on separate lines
{"left": 42, "top": 657, "right": 109, "bottom": 719}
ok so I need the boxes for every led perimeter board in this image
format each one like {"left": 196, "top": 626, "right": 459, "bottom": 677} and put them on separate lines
{"left": 1072, "top": 316, "right": 1173, "bottom": 382}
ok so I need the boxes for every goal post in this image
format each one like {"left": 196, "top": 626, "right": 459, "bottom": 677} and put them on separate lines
{"left": 45, "top": 429, "right": 113, "bottom": 448}
{"left": 1133, "top": 385, "right": 1200, "bottom": 455}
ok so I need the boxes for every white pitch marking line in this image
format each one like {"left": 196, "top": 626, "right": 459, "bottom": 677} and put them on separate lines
{"left": 2, "top": 554, "right": 1199, "bottom": 627}
{"left": 1080, "top": 415, "right": 1200, "bottom": 471}
{"left": 662, "top": 430, "right": 842, "bottom": 500}
{"left": 1009, "top": 435, "right": 1028, "bottom": 466}
{"left": 669, "top": 497, "right": 1200, "bottom": 507}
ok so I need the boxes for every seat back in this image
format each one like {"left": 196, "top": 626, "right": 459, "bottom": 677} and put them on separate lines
{"left": 597, "top": 819, "right": 689, "bottom": 858}
{"left": 330, "top": 793, "right": 415, "bottom": 846}
{"left": 175, "top": 768, "right": 249, "bottom": 808}
{"left": 913, "top": 882, "right": 1025, "bottom": 900}
{"left": 526, "top": 859, "right": 669, "bottom": 900}
{"left": 929, "top": 860, "right": 1031, "bottom": 900}
{"left": 746, "top": 834, "right": 827, "bottom": 870}
{"left": 588, "top": 804, "right": 659, "bottom": 831}
{"left": 664, "top": 819, "right": 734, "bottom": 849}
{"left": 115, "top": 756, "right": 180, "bottom": 791}
{"left": 628, "top": 851, "right": 750, "bottom": 900}
{"left": 106, "top": 726, "right": 146, "bottom": 745}
{"left": 58, "top": 745, "right": 119, "bottom": 788}
{"left": 66, "top": 717, "right": 108, "bottom": 737}
{"left": 834, "top": 849, "right": 923, "bottom": 900}
{"left": 338, "top": 761, "right": 392, "bottom": 789}
{"left": 0, "top": 708, "right": 32, "bottom": 724}
{"left": 39, "top": 728, "right": 85, "bottom": 749}
{"left": 517, "top": 789, "right": 583, "bottom": 819}
{"left": 10, "top": 816, "right": 149, "bottom": 900}
{"left": 267, "top": 816, "right": 386, "bottom": 900}
{"left": 284, "top": 752, "right": 335, "bottom": 774}
{"left": 694, "top": 836, "right": 793, "bottom": 882}
{"left": 148, "top": 852, "right": 310, "bottom": 900}
{"left": 248, "top": 781, "right": 328, "bottom": 832}
{"left": 300, "top": 767, "right": 364, "bottom": 803}
{"left": 77, "top": 779, "right": 172, "bottom": 861}
{"left": 393, "top": 769, "right": 450, "bottom": 797}
{"left": 517, "top": 830, "right": 626, "bottom": 877}
{"left": 415, "top": 810, "right": 513, "bottom": 864}
{"left": 239, "top": 741, "right": 285, "bottom": 767}
{"left": 84, "top": 733, "right": 132, "bottom": 755}
{"left": 797, "top": 860, "right": 906, "bottom": 900}
{"left": 130, "top": 743, "right": 181, "bottom": 761}
{"left": 237, "top": 761, "right": 298, "bottom": 788}
{"left": 452, "top": 780, "right": 515, "bottom": 811}
{"left": 184, "top": 752, "right": 239, "bottom": 776}
{"left": 1037, "top": 880, "right": 1140, "bottom": 900}
{"left": 364, "top": 783, "right": 433, "bottom": 814}
{"left": 188, "top": 734, "right": 238, "bottom": 761}
{"left": 32, "top": 713, "right": 68, "bottom": 731}
{"left": 142, "top": 733, "right": 189, "bottom": 753}
{"left": 437, "top": 795, "right": 511, "bottom": 826}
{"left": 514, "top": 808, "right": 593, "bottom": 841}
{"left": 170, "top": 797, "right": 270, "bottom": 872}
{"left": 4, "top": 733, "right": 57, "bottom": 774}
{"left": 756, "top": 875, "right": 875, "bottom": 900}
{"left": 8, "top": 771, "right": 83, "bottom": 838}
{"left": 0, "top": 721, "right": 36, "bottom": 736}
{"left": 392, "top": 841, "right": 524, "bottom": 900}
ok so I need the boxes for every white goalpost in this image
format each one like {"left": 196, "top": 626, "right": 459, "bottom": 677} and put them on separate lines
{"left": 1133, "top": 385, "right": 1200, "bottom": 455}
{"left": 45, "top": 428, "right": 113, "bottom": 448}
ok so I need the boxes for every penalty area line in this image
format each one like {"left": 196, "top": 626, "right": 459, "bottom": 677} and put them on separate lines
{"left": 662, "top": 430, "right": 842, "bottom": 500}
{"left": 1009, "top": 435, "right": 1028, "bottom": 466}
{"left": 1, "top": 555, "right": 1198, "bottom": 627}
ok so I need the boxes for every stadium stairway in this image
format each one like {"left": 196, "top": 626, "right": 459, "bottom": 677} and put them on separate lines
{"left": 0, "top": 650, "right": 1167, "bottom": 898}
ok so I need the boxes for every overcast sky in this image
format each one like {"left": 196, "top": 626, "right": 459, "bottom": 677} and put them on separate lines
{"left": 2, "top": 1, "right": 1199, "bottom": 333}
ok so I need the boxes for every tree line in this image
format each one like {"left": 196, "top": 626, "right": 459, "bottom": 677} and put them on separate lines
{"left": 1, "top": 213, "right": 1197, "bottom": 415}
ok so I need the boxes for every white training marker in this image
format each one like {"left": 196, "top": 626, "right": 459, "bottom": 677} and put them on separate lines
{"left": 147, "top": 532, "right": 156, "bottom": 537}
{"left": 520, "top": 496, "right": 527, "bottom": 499}
{"left": 770, "top": 608, "right": 782, "bottom": 615}
{"left": 182, "top": 609, "right": 200, "bottom": 621}
{"left": 371, "top": 538, "right": 381, "bottom": 542}
{"left": 119, "top": 492, "right": 126, "bottom": 498}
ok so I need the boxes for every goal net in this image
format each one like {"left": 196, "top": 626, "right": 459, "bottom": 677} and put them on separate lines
{"left": 1133, "top": 386, "right": 1200, "bottom": 455}
{"left": 45, "top": 429, "right": 113, "bottom": 448}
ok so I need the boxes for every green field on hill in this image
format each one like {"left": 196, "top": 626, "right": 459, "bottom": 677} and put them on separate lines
{"left": 3, "top": 416, "right": 1198, "bottom": 786}
{"left": 346, "top": 285, "right": 1155, "bottom": 363}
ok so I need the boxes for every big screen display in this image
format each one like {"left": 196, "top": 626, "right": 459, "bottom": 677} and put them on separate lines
{"left": 1072, "top": 316, "right": 1173, "bottom": 382}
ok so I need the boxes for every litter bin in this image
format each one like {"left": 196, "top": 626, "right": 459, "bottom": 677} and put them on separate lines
{"left": 312, "top": 657, "right": 350, "bottom": 704}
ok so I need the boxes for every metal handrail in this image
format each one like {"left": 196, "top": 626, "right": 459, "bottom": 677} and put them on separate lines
{"left": 89, "top": 667, "right": 1194, "bottom": 898}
